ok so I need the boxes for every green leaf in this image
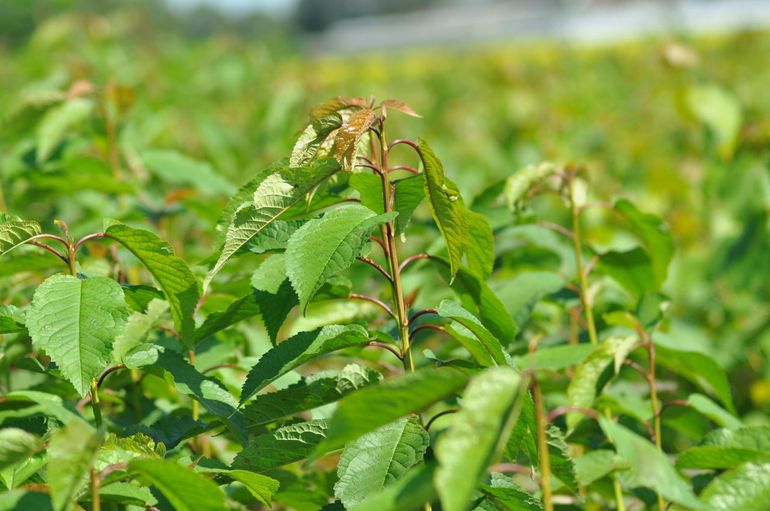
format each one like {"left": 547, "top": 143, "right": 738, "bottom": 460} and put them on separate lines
{"left": 699, "top": 462, "right": 770, "bottom": 511}
{"left": 600, "top": 418, "right": 703, "bottom": 510}
{"left": 0, "top": 214, "right": 42, "bottom": 256}
{"left": 129, "top": 458, "right": 227, "bottom": 511}
{"left": 36, "top": 98, "right": 92, "bottom": 163}
{"left": 27, "top": 274, "right": 129, "bottom": 397}
{"left": 481, "top": 481, "right": 543, "bottom": 511}
{"left": 511, "top": 343, "right": 594, "bottom": 372}
{"left": 251, "top": 254, "right": 298, "bottom": 344}
{"left": 105, "top": 222, "right": 199, "bottom": 346}
{"left": 316, "top": 367, "right": 469, "bottom": 453}
{"left": 504, "top": 162, "right": 558, "bottom": 211}
{"left": 546, "top": 425, "right": 578, "bottom": 493}
{"left": 0, "top": 304, "right": 26, "bottom": 334}
{"left": 350, "top": 173, "right": 385, "bottom": 214}
{"left": 464, "top": 211, "right": 495, "bottom": 279}
{"left": 0, "top": 429, "right": 40, "bottom": 471}
{"left": 291, "top": 112, "right": 343, "bottom": 168}
{"left": 1, "top": 390, "right": 82, "bottom": 425}
{"left": 335, "top": 417, "right": 430, "bottom": 508}
{"left": 205, "top": 158, "right": 340, "bottom": 288}
{"left": 240, "top": 324, "right": 370, "bottom": 404}
{"left": 686, "top": 83, "right": 742, "bottom": 159}
{"left": 333, "top": 108, "right": 377, "bottom": 169}
{"left": 614, "top": 199, "right": 674, "bottom": 289}
{"left": 566, "top": 336, "right": 636, "bottom": 430}
{"left": 232, "top": 419, "right": 328, "bottom": 472}
{"left": 142, "top": 149, "right": 235, "bottom": 196}
{"left": 437, "top": 300, "right": 507, "bottom": 365}
{"left": 654, "top": 341, "right": 734, "bottom": 412}
{"left": 393, "top": 175, "right": 425, "bottom": 235}
{"left": 349, "top": 462, "right": 436, "bottom": 511}
{"left": 48, "top": 420, "right": 102, "bottom": 511}
{"left": 193, "top": 291, "right": 261, "bottom": 342}
{"left": 243, "top": 364, "right": 380, "bottom": 429}
{"left": 245, "top": 220, "right": 302, "bottom": 254}
{"left": 574, "top": 449, "right": 629, "bottom": 486}
{"left": 678, "top": 427, "right": 770, "bottom": 470}
{"left": 112, "top": 299, "right": 168, "bottom": 364}
{"left": 686, "top": 393, "right": 742, "bottom": 429}
{"left": 435, "top": 366, "right": 522, "bottom": 511}
{"left": 0, "top": 490, "right": 53, "bottom": 511}
{"left": 219, "top": 470, "right": 279, "bottom": 506}
{"left": 418, "top": 138, "right": 468, "bottom": 279}
{"left": 493, "top": 271, "right": 565, "bottom": 330}
{"left": 598, "top": 248, "right": 657, "bottom": 299}
{"left": 285, "top": 204, "right": 396, "bottom": 310}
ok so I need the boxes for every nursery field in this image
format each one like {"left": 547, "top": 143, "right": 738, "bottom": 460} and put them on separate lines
{"left": 1, "top": 8, "right": 770, "bottom": 511}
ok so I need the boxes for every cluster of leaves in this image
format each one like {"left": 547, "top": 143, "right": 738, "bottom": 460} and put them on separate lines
{"left": 1, "top": 93, "right": 767, "bottom": 511}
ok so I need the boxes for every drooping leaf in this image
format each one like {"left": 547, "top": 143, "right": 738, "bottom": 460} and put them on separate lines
{"left": 316, "top": 367, "right": 469, "bottom": 453}
{"left": 232, "top": 419, "right": 328, "bottom": 472}
{"left": 48, "top": 420, "right": 102, "bottom": 511}
{"left": 350, "top": 173, "right": 385, "bottom": 214}
{"left": 418, "top": 138, "right": 468, "bottom": 279}
{"left": 437, "top": 300, "right": 507, "bottom": 365}
{"left": 36, "top": 98, "right": 92, "bottom": 163}
{"left": 333, "top": 108, "right": 377, "bottom": 169}
{"left": 205, "top": 158, "right": 340, "bottom": 288}
{"left": 699, "top": 462, "right": 770, "bottom": 511}
{"left": 504, "top": 162, "right": 559, "bottom": 211}
{"left": 0, "top": 428, "right": 40, "bottom": 471}
{"left": 243, "top": 365, "right": 380, "bottom": 429}
{"left": 435, "top": 367, "right": 522, "bottom": 511}
{"left": 493, "top": 270, "right": 565, "bottom": 330}
{"left": 335, "top": 417, "right": 429, "bottom": 508}
{"left": 0, "top": 213, "right": 42, "bottom": 256}
{"left": 240, "top": 324, "right": 370, "bottom": 404}
{"left": 566, "top": 336, "right": 636, "bottom": 430}
{"left": 393, "top": 175, "right": 425, "bottom": 235}
{"left": 464, "top": 210, "right": 495, "bottom": 279}
{"left": 215, "top": 470, "right": 279, "bottom": 506}
{"left": 105, "top": 222, "right": 199, "bottom": 346}
{"left": 350, "top": 462, "right": 436, "bottom": 511}
{"left": 129, "top": 458, "right": 227, "bottom": 511}
{"left": 142, "top": 149, "right": 236, "bottom": 196}
{"left": 285, "top": 204, "right": 396, "bottom": 310}
{"left": 614, "top": 199, "right": 674, "bottom": 290}
{"left": 112, "top": 299, "right": 168, "bottom": 364}
{"left": 600, "top": 418, "right": 703, "bottom": 510}
{"left": 686, "top": 393, "right": 742, "bottom": 429}
{"left": 598, "top": 248, "right": 657, "bottom": 299}
{"left": 27, "top": 274, "right": 129, "bottom": 396}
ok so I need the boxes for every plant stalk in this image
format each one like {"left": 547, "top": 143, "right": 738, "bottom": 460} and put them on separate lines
{"left": 188, "top": 349, "right": 199, "bottom": 421}
{"left": 647, "top": 339, "right": 666, "bottom": 511}
{"left": 532, "top": 376, "right": 554, "bottom": 511}
{"left": 90, "top": 379, "right": 103, "bottom": 428}
{"left": 568, "top": 176, "right": 598, "bottom": 346}
{"left": 90, "top": 466, "right": 101, "bottom": 511}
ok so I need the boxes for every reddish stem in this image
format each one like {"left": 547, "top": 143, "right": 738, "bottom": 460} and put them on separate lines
{"left": 350, "top": 293, "right": 396, "bottom": 319}
{"left": 74, "top": 232, "right": 106, "bottom": 251}
{"left": 367, "top": 341, "right": 403, "bottom": 360}
{"left": 409, "top": 307, "right": 438, "bottom": 324}
{"left": 399, "top": 253, "right": 432, "bottom": 273}
{"left": 387, "top": 165, "right": 419, "bottom": 175}
{"left": 97, "top": 364, "right": 126, "bottom": 390}
{"left": 356, "top": 256, "right": 393, "bottom": 282}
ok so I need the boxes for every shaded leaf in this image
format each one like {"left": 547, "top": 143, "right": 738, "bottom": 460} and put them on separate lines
{"left": 504, "top": 162, "right": 558, "bottom": 211}
{"left": 614, "top": 199, "right": 674, "bottom": 290}
{"left": 232, "top": 419, "right": 328, "bottom": 472}
{"left": 129, "top": 458, "right": 227, "bottom": 511}
{"left": 394, "top": 175, "right": 425, "bottom": 235}
{"left": 350, "top": 172, "right": 384, "bottom": 214}
{"left": 0, "top": 428, "right": 40, "bottom": 471}
{"left": 48, "top": 420, "right": 101, "bottom": 511}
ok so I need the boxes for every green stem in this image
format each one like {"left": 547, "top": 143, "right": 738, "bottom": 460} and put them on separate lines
{"left": 376, "top": 126, "right": 413, "bottom": 372}
{"left": 90, "top": 379, "right": 103, "bottom": 428}
{"left": 532, "top": 376, "right": 553, "bottom": 511}
{"left": 90, "top": 466, "right": 101, "bottom": 511}
{"left": 604, "top": 407, "right": 626, "bottom": 511}
{"left": 569, "top": 177, "right": 598, "bottom": 346}
{"left": 647, "top": 339, "right": 666, "bottom": 511}
{"left": 188, "top": 349, "right": 200, "bottom": 421}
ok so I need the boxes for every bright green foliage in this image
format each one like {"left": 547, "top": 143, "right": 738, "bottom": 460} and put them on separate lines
{"left": 0, "top": 304, "right": 26, "bottom": 334}
{"left": 349, "top": 463, "right": 436, "bottom": 511}
{"left": 112, "top": 299, "right": 168, "bottom": 363}
{"left": 215, "top": 470, "right": 279, "bottom": 505}
{"left": 36, "top": 98, "right": 92, "bottom": 163}
{"left": 393, "top": 175, "right": 424, "bottom": 235}
{"left": 142, "top": 149, "right": 235, "bottom": 196}
{"left": 232, "top": 419, "right": 328, "bottom": 472}
{"left": 27, "top": 274, "right": 129, "bottom": 396}
{"left": 105, "top": 222, "right": 199, "bottom": 346}
{"left": 678, "top": 426, "right": 770, "bottom": 470}
{"left": 435, "top": 367, "right": 521, "bottom": 511}
{"left": 464, "top": 210, "right": 495, "bottom": 279}
{"left": 699, "top": 462, "right": 770, "bottom": 510}
{"left": 317, "top": 367, "right": 469, "bottom": 453}
{"left": 686, "top": 83, "right": 743, "bottom": 159}
{"left": 240, "top": 324, "right": 370, "bottom": 403}
{"left": 205, "top": 158, "right": 340, "bottom": 288}
{"left": 47, "top": 420, "right": 102, "bottom": 511}
{"left": 129, "top": 458, "right": 227, "bottom": 511}
{"left": 0, "top": 428, "right": 39, "bottom": 471}
{"left": 614, "top": 199, "right": 674, "bottom": 289}
{"left": 285, "top": 204, "right": 396, "bottom": 309}
{"left": 0, "top": 214, "right": 41, "bottom": 256}
{"left": 437, "top": 300, "right": 507, "bottom": 365}
{"left": 335, "top": 417, "right": 429, "bottom": 508}
{"left": 350, "top": 173, "right": 385, "bottom": 213}
{"left": 504, "top": 162, "right": 558, "bottom": 210}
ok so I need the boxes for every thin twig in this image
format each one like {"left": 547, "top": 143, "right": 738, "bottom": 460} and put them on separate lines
{"left": 74, "top": 232, "right": 106, "bottom": 251}
{"left": 657, "top": 399, "right": 689, "bottom": 418}
{"left": 369, "top": 236, "right": 388, "bottom": 254}
{"left": 425, "top": 409, "right": 458, "bottom": 430}
{"left": 409, "top": 308, "right": 438, "bottom": 324}
{"left": 409, "top": 324, "right": 447, "bottom": 341}
{"left": 536, "top": 220, "right": 574, "bottom": 239}
{"left": 350, "top": 293, "right": 396, "bottom": 319}
{"left": 387, "top": 165, "right": 419, "bottom": 175}
{"left": 97, "top": 364, "right": 126, "bottom": 390}
{"left": 367, "top": 341, "right": 403, "bottom": 360}
{"left": 387, "top": 139, "right": 420, "bottom": 152}
{"left": 27, "top": 241, "right": 68, "bottom": 263}
{"left": 354, "top": 163, "right": 383, "bottom": 176}
{"left": 546, "top": 405, "right": 600, "bottom": 422}
{"left": 202, "top": 363, "right": 246, "bottom": 374}
{"left": 356, "top": 256, "right": 393, "bottom": 282}
{"left": 399, "top": 253, "right": 432, "bottom": 273}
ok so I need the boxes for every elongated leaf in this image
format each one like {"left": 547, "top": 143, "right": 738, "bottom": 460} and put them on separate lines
{"left": 286, "top": 204, "right": 396, "bottom": 310}
{"left": 240, "top": 324, "right": 369, "bottom": 404}
{"left": 142, "top": 149, "right": 235, "bottom": 196}
{"left": 493, "top": 271, "right": 565, "bottom": 330}
{"left": 36, "top": 98, "right": 92, "bottom": 163}
{"left": 614, "top": 199, "right": 673, "bottom": 289}
{"left": 437, "top": 300, "right": 507, "bottom": 365}
{"left": 350, "top": 172, "right": 384, "bottom": 213}
{"left": 333, "top": 108, "right": 376, "bottom": 169}
{"left": 243, "top": 365, "right": 380, "bottom": 429}
{"left": 0, "top": 304, "right": 26, "bottom": 334}
{"left": 48, "top": 420, "right": 101, "bottom": 511}
{"left": 335, "top": 418, "right": 430, "bottom": 508}
{"left": 600, "top": 418, "right": 703, "bottom": 509}
{"left": 435, "top": 367, "right": 522, "bottom": 511}
{"left": 654, "top": 341, "right": 734, "bottom": 412}
{"left": 687, "top": 393, "right": 742, "bottom": 429}
{"left": 350, "top": 462, "right": 436, "bottom": 511}
{"left": 193, "top": 291, "right": 260, "bottom": 342}
{"left": 546, "top": 425, "right": 578, "bottom": 493}
{"left": 566, "top": 336, "right": 636, "bottom": 430}
{"left": 464, "top": 210, "right": 495, "bottom": 280}
{"left": 27, "top": 274, "right": 129, "bottom": 396}
{"left": 678, "top": 426, "right": 770, "bottom": 470}
{"left": 598, "top": 248, "right": 656, "bottom": 299}
{"left": 393, "top": 175, "right": 424, "bottom": 235}
{"left": 129, "top": 458, "right": 226, "bottom": 511}
{"left": 232, "top": 419, "right": 328, "bottom": 472}
{"left": 512, "top": 343, "right": 593, "bottom": 372}
{"left": 0, "top": 428, "right": 40, "bottom": 471}
{"left": 0, "top": 214, "right": 42, "bottom": 256}
{"left": 504, "top": 162, "right": 558, "bottom": 211}
{"left": 700, "top": 462, "right": 770, "bottom": 511}
{"left": 418, "top": 138, "right": 468, "bottom": 279}
{"left": 216, "top": 470, "right": 279, "bottom": 506}
{"left": 1, "top": 390, "right": 82, "bottom": 425}
{"left": 316, "top": 367, "right": 469, "bottom": 453}
{"left": 206, "top": 158, "right": 340, "bottom": 288}
{"left": 105, "top": 222, "right": 199, "bottom": 346}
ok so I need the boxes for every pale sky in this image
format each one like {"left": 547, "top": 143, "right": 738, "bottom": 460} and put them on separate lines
{"left": 164, "top": 0, "right": 298, "bottom": 16}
